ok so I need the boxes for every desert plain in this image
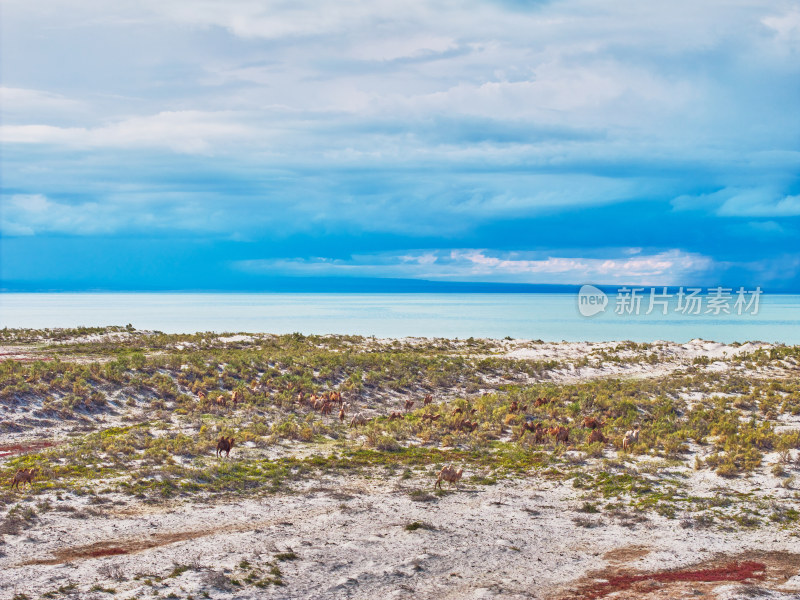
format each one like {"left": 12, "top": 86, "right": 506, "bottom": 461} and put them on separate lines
{"left": 1, "top": 328, "right": 799, "bottom": 599}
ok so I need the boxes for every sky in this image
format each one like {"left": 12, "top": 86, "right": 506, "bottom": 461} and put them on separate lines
{"left": 1, "top": 0, "right": 799, "bottom": 292}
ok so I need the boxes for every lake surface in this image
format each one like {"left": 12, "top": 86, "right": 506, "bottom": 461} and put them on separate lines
{"left": 0, "top": 293, "right": 798, "bottom": 343}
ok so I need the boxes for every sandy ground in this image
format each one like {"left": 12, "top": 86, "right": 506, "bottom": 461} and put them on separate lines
{"left": 3, "top": 474, "right": 800, "bottom": 600}
{"left": 2, "top": 335, "right": 799, "bottom": 599}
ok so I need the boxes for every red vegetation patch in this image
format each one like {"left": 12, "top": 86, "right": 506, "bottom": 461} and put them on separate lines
{"left": 25, "top": 527, "right": 238, "bottom": 565}
{"left": 84, "top": 547, "right": 129, "bottom": 558}
{"left": 0, "top": 441, "right": 58, "bottom": 457}
{"left": 566, "top": 561, "right": 766, "bottom": 599}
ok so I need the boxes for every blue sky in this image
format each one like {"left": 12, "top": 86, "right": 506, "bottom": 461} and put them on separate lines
{"left": 1, "top": 0, "right": 799, "bottom": 291}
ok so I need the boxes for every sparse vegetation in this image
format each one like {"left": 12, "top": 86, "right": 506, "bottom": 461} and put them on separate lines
{"left": 1, "top": 328, "right": 799, "bottom": 597}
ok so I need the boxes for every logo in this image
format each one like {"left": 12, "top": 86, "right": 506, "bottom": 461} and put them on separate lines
{"left": 578, "top": 284, "right": 608, "bottom": 317}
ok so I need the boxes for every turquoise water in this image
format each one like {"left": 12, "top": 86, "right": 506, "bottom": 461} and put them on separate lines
{"left": 0, "top": 293, "right": 798, "bottom": 343}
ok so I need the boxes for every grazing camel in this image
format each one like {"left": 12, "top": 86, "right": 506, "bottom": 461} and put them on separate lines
{"left": 388, "top": 411, "right": 403, "bottom": 421}
{"left": 460, "top": 420, "right": 478, "bottom": 433}
{"left": 451, "top": 407, "right": 464, "bottom": 416}
{"left": 582, "top": 416, "right": 604, "bottom": 430}
{"left": 435, "top": 465, "right": 464, "bottom": 490}
{"left": 338, "top": 404, "right": 347, "bottom": 423}
{"left": 320, "top": 401, "right": 333, "bottom": 415}
{"left": 622, "top": 428, "right": 640, "bottom": 450}
{"left": 522, "top": 420, "right": 538, "bottom": 433}
{"left": 404, "top": 399, "right": 415, "bottom": 412}
{"left": 423, "top": 394, "right": 433, "bottom": 406}
{"left": 422, "top": 413, "right": 441, "bottom": 424}
{"left": 534, "top": 397, "right": 549, "bottom": 408}
{"left": 588, "top": 429, "right": 608, "bottom": 444}
{"left": 215, "top": 395, "right": 227, "bottom": 408}
{"left": 10, "top": 467, "right": 39, "bottom": 491}
{"left": 216, "top": 436, "right": 234, "bottom": 458}
{"left": 350, "top": 413, "right": 368, "bottom": 427}
{"left": 533, "top": 423, "right": 546, "bottom": 443}
{"left": 549, "top": 426, "right": 569, "bottom": 444}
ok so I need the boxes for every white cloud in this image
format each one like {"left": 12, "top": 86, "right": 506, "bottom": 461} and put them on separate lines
{"left": 0, "top": 87, "right": 84, "bottom": 115}
{"left": 236, "top": 248, "right": 715, "bottom": 285}
{"left": 763, "top": 9, "right": 800, "bottom": 48}
{"left": 1, "top": 111, "right": 253, "bottom": 154}
{"left": 675, "top": 188, "right": 800, "bottom": 218}
{"left": 719, "top": 192, "right": 800, "bottom": 217}
{"left": 1, "top": 0, "right": 798, "bottom": 267}
{"left": 0, "top": 192, "right": 221, "bottom": 235}
{"left": 1, "top": 194, "right": 123, "bottom": 235}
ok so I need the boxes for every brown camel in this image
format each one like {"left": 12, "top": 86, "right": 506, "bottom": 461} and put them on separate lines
{"left": 216, "top": 436, "right": 235, "bottom": 458}
{"left": 10, "top": 467, "right": 39, "bottom": 491}
{"left": 435, "top": 465, "right": 464, "bottom": 490}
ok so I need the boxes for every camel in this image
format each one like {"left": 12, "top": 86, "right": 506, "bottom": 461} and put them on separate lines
{"left": 422, "top": 413, "right": 441, "bottom": 424}
{"left": 451, "top": 407, "right": 463, "bottom": 416}
{"left": 423, "top": 394, "right": 433, "bottom": 406}
{"left": 338, "top": 404, "right": 347, "bottom": 423}
{"left": 231, "top": 389, "right": 244, "bottom": 406}
{"left": 350, "top": 413, "right": 368, "bottom": 427}
{"left": 622, "top": 428, "right": 640, "bottom": 450}
{"left": 582, "top": 417, "right": 604, "bottom": 430}
{"left": 588, "top": 429, "right": 608, "bottom": 444}
{"left": 435, "top": 465, "right": 464, "bottom": 490}
{"left": 10, "top": 467, "right": 39, "bottom": 491}
{"left": 404, "top": 399, "right": 415, "bottom": 412}
{"left": 215, "top": 395, "right": 227, "bottom": 408}
{"left": 549, "top": 426, "right": 569, "bottom": 444}
{"left": 460, "top": 420, "right": 478, "bottom": 432}
{"left": 320, "top": 401, "right": 333, "bottom": 415}
{"left": 389, "top": 411, "right": 403, "bottom": 421}
{"left": 533, "top": 423, "right": 546, "bottom": 443}
{"left": 534, "top": 397, "right": 549, "bottom": 408}
{"left": 509, "top": 401, "right": 519, "bottom": 413}
{"left": 216, "top": 436, "right": 234, "bottom": 458}
{"left": 197, "top": 390, "right": 206, "bottom": 401}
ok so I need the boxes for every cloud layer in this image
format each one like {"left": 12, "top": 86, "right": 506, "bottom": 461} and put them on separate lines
{"left": 1, "top": 0, "right": 799, "bottom": 289}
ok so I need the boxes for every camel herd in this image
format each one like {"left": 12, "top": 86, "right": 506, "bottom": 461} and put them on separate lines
{"left": 5, "top": 389, "right": 644, "bottom": 494}
{"left": 196, "top": 388, "right": 642, "bottom": 454}
{"left": 193, "top": 386, "right": 640, "bottom": 451}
